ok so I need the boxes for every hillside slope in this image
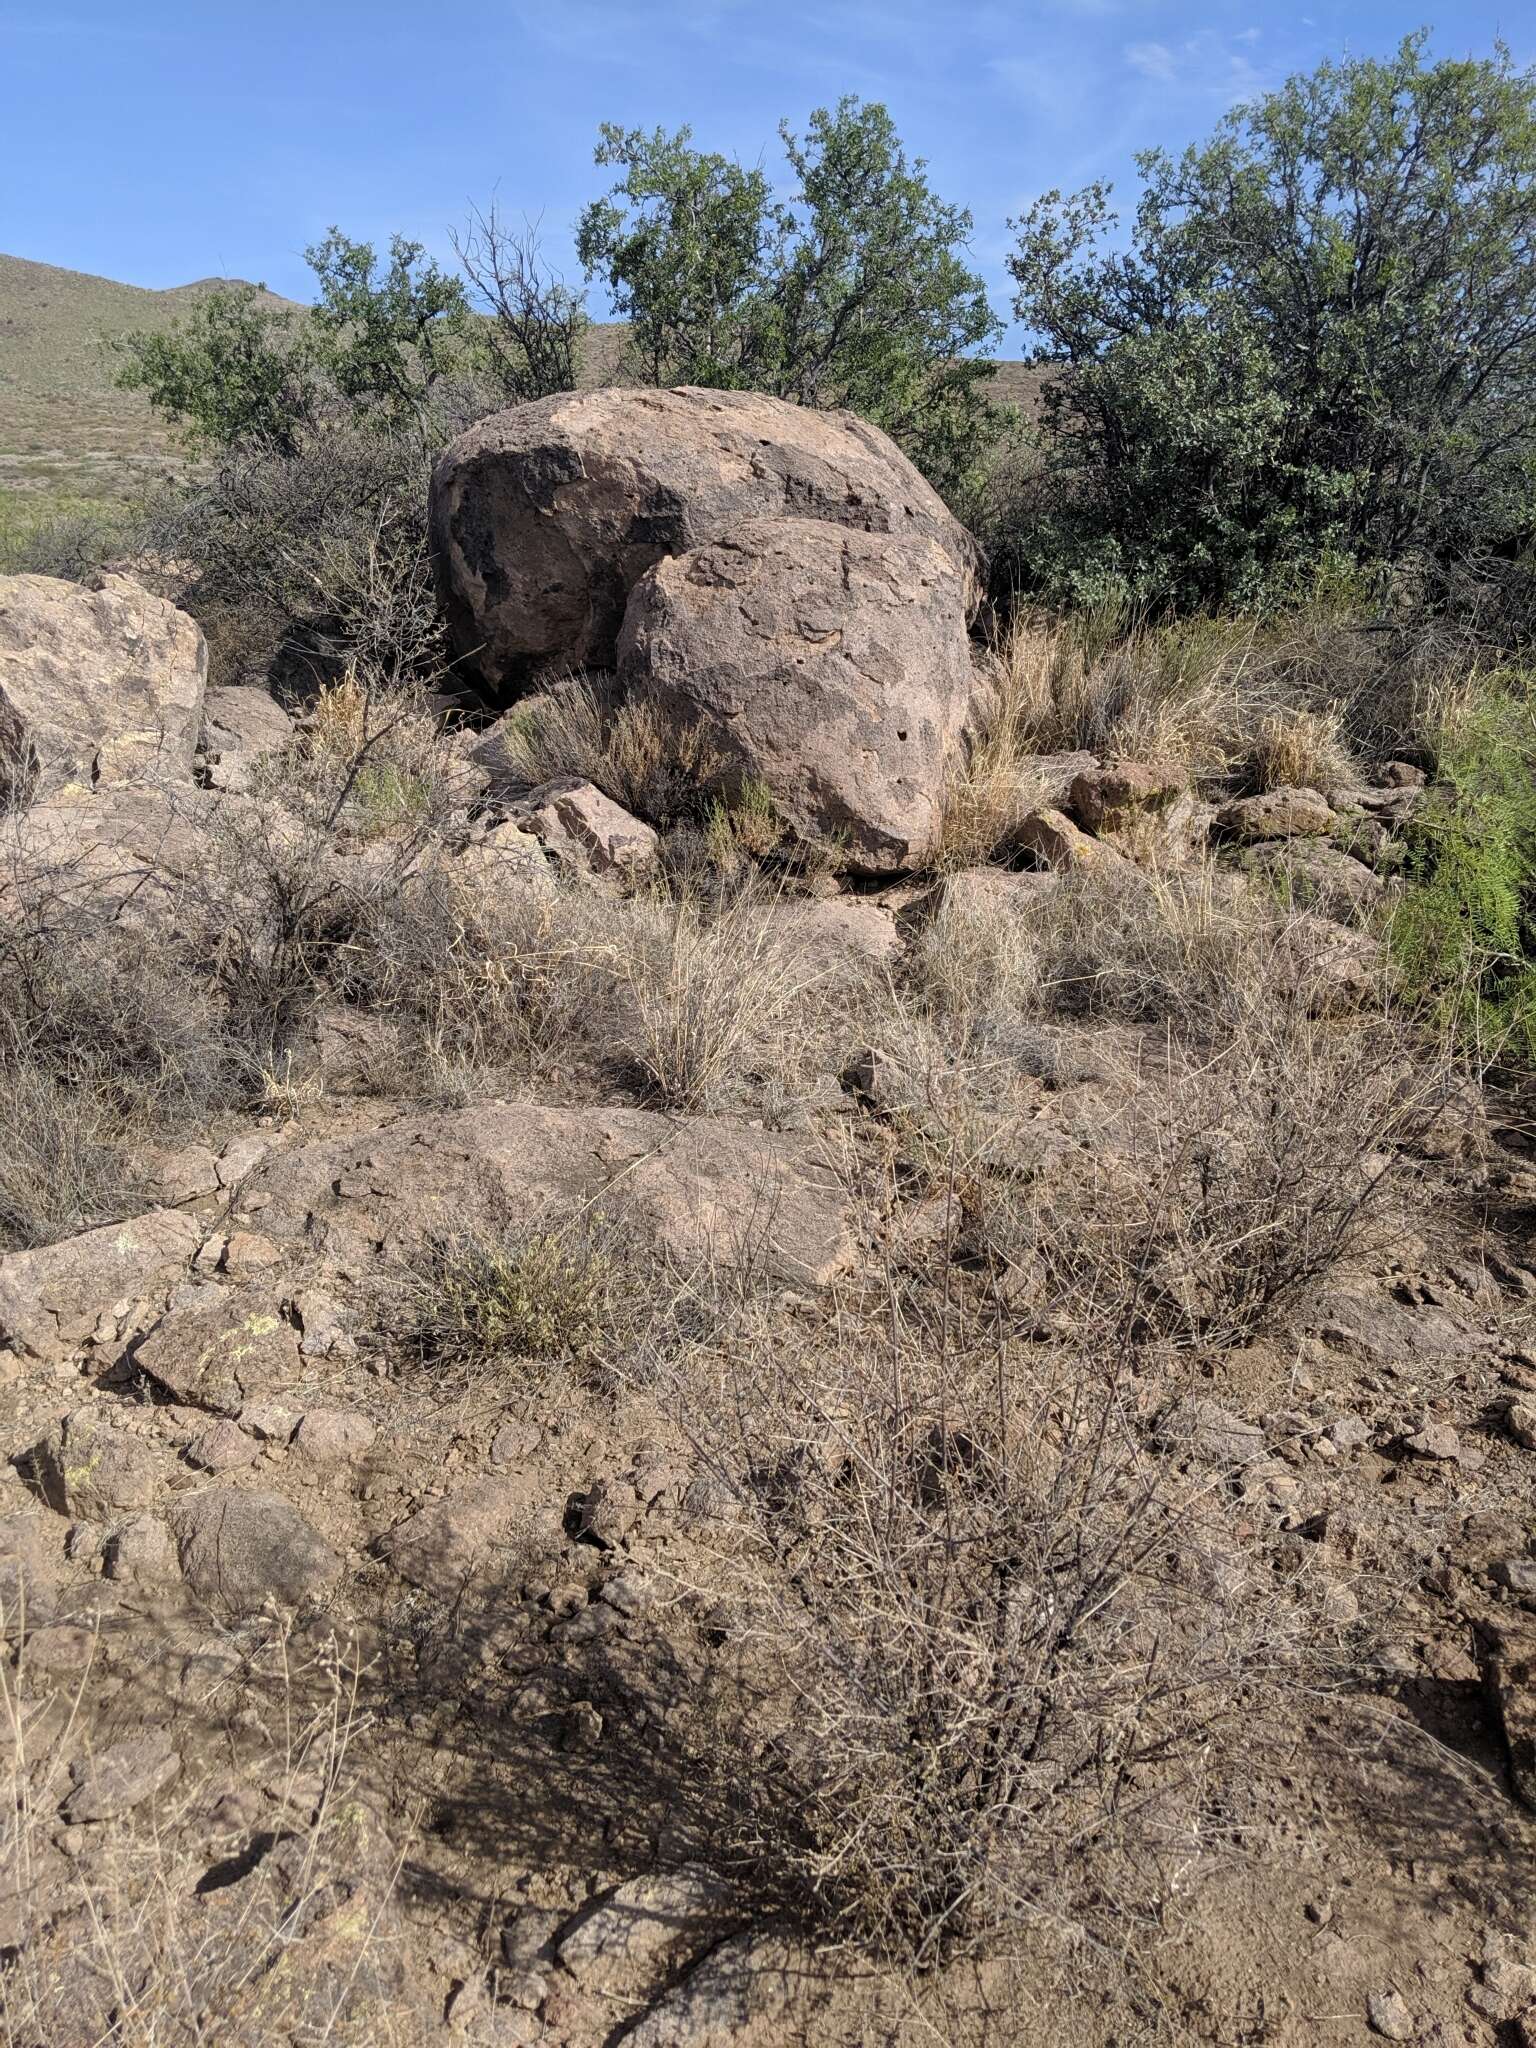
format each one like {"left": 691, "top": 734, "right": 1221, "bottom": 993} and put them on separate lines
{"left": 0, "top": 253, "right": 301, "bottom": 513}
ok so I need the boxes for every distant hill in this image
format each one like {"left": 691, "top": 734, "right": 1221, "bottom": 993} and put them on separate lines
{"left": 0, "top": 253, "right": 301, "bottom": 515}
{"left": 0, "top": 251, "right": 1041, "bottom": 521}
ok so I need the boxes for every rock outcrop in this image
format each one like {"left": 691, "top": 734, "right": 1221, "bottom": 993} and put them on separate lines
{"left": 429, "top": 385, "right": 982, "bottom": 686}
{"left": 0, "top": 572, "right": 207, "bottom": 798}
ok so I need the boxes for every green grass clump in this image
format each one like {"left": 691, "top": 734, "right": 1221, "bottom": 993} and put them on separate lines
{"left": 1391, "top": 677, "right": 1536, "bottom": 1064}
{"left": 395, "top": 1217, "right": 623, "bottom": 1384}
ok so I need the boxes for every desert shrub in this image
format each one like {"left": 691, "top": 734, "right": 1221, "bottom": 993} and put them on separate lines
{"left": 355, "top": 865, "right": 632, "bottom": 1088}
{"left": 0, "top": 1630, "right": 410, "bottom": 2048}
{"left": 1005, "top": 36, "right": 1536, "bottom": 611}
{"left": 482, "top": 670, "right": 728, "bottom": 829}
{"left": 1391, "top": 675, "right": 1536, "bottom": 1063}
{"left": 0, "top": 498, "right": 136, "bottom": 582}
{"left": 662, "top": 1294, "right": 1303, "bottom": 1963}
{"left": 141, "top": 418, "right": 449, "bottom": 694}
{"left": 0, "top": 1057, "right": 141, "bottom": 1251}
{"left": 980, "top": 1002, "right": 1445, "bottom": 1349}
{"left": 113, "top": 232, "right": 479, "bottom": 455}
{"left": 616, "top": 883, "right": 838, "bottom": 1112}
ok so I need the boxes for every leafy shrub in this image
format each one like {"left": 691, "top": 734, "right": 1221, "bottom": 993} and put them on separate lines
{"left": 578, "top": 96, "right": 1000, "bottom": 491}
{"left": 1392, "top": 677, "right": 1536, "bottom": 1062}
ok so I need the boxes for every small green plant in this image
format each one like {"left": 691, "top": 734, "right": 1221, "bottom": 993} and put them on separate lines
{"left": 703, "top": 778, "right": 783, "bottom": 869}
{"left": 1391, "top": 677, "right": 1536, "bottom": 1063}
{"left": 396, "top": 1216, "right": 621, "bottom": 1383}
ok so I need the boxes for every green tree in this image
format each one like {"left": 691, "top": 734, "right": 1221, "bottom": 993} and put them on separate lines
{"left": 114, "top": 231, "right": 476, "bottom": 451}
{"left": 112, "top": 283, "right": 321, "bottom": 456}
{"left": 1006, "top": 33, "right": 1536, "bottom": 609}
{"left": 576, "top": 98, "right": 1000, "bottom": 487}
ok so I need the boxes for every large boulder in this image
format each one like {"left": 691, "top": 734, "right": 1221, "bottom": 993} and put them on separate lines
{"left": 429, "top": 385, "right": 981, "bottom": 686}
{"left": 0, "top": 572, "right": 206, "bottom": 798}
{"left": 619, "top": 518, "right": 976, "bottom": 875}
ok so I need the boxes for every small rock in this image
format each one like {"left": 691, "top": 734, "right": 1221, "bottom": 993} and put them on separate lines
{"left": 556, "top": 1866, "right": 733, "bottom": 1997}
{"left": 63, "top": 1734, "right": 180, "bottom": 1823}
{"left": 1468, "top": 1954, "right": 1536, "bottom": 2022}
{"left": 1493, "top": 1558, "right": 1536, "bottom": 1602}
{"left": 1218, "top": 787, "right": 1335, "bottom": 841}
{"left": 236, "top": 1398, "right": 301, "bottom": 1444}
{"left": 1327, "top": 1415, "right": 1372, "bottom": 1452}
{"left": 24, "top": 1624, "right": 97, "bottom": 1677}
{"left": 1504, "top": 1400, "right": 1536, "bottom": 1451}
{"left": 599, "top": 1570, "right": 653, "bottom": 1618}
{"left": 1403, "top": 1423, "right": 1460, "bottom": 1461}
{"left": 578, "top": 1477, "right": 643, "bottom": 1549}
{"left": 1366, "top": 1987, "right": 1415, "bottom": 2041}
{"left": 293, "top": 1408, "right": 376, "bottom": 1463}
{"left": 103, "top": 1514, "right": 179, "bottom": 1585}
{"left": 185, "top": 1419, "right": 258, "bottom": 1474}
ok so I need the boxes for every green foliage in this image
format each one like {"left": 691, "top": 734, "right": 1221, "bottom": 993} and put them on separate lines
{"left": 113, "top": 282, "right": 320, "bottom": 454}
{"left": 1006, "top": 34, "right": 1536, "bottom": 609}
{"left": 397, "top": 1219, "right": 619, "bottom": 1381}
{"left": 113, "top": 231, "right": 476, "bottom": 452}
{"left": 1392, "top": 680, "right": 1536, "bottom": 1061}
{"left": 576, "top": 97, "right": 1000, "bottom": 489}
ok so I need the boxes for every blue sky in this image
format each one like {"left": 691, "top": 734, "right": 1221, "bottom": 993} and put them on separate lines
{"left": 3, "top": 2, "right": 1530, "bottom": 349}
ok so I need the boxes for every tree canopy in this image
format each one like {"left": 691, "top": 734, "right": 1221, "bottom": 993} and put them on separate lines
{"left": 1007, "top": 33, "right": 1536, "bottom": 609}
{"left": 577, "top": 98, "right": 1000, "bottom": 489}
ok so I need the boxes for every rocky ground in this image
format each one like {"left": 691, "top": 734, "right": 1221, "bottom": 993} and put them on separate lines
{"left": 1, "top": 386, "right": 1534, "bottom": 2046}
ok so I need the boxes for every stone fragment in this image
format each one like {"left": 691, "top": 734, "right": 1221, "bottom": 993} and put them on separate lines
{"left": 63, "top": 1734, "right": 180, "bottom": 1823}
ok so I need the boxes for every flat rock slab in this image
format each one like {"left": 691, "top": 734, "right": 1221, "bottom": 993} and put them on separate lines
{"left": 132, "top": 1288, "right": 302, "bottom": 1416}
{"left": 0, "top": 1209, "right": 201, "bottom": 1363}
{"left": 168, "top": 1487, "right": 341, "bottom": 1611}
{"left": 234, "top": 1104, "right": 853, "bottom": 1290}
{"left": 376, "top": 1475, "right": 528, "bottom": 1589}
{"left": 63, "top": 1734, "right": 180, "bottom": 1823}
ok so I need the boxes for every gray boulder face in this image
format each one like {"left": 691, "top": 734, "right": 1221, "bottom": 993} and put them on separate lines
{"left": 429, "top": 385, "right": 982, "bottom": 686}
{"left": 0, "top": 1209, "right": 202, "bottom": 1364}
{"left": 168, "top": 1487, "right": 341, "bottom": 1611}
{"left": 0, "top": 572, "right": 207, "bottom": 798}
{"left": 619, "top": 518, "right": 977, "bottom": 875}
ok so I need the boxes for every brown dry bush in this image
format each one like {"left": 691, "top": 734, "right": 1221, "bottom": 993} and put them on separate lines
{"left": 656, "top": 1273, "right": 1306, "bottom": 1967}
{"left": 0, "top": 1629, "right": 412, "bottom": 2048}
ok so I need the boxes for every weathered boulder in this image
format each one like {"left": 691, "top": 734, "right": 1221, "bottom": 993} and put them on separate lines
{"left": 1009, "top": 806, "right": 1128, "bottom": 873}
{"left": 233, "top": 1103, "right": 853, "bottom": 1290}
{"left": 25, "top": 1409, "right": 171, "bottom": 1518}
{"left": 0, "top": 1509, "right": 68, "bottom": 1637}
{"left": 431, "top": 386, "right": 982, "bottom": 687}
{"left": 1217, "top": 786, "right": 1335, "bottom": 842}
{"left": 131, "top": 1287, "right": 302, "bottom": 1417}
{"left": 1237, "top": 838, "right": 1385, "bottom": 923}
{"left": 507, "top": 776, "right": 658, "bottom": 880}
{"left": 1068, "top": 759, "right": 1203, "bottom": 862}
{"left": 168, "top": 1487, "right": 341, "bottom": 1610}
{"left": 198, "top": 685, "right": 293, "bottom": 791}
{"left": 0, "top": 1209, "right": 201, "bottom": 1363}
{"left": 556, "top": 1867, "right": 736, "bottom": 1999}
{"left": 377, "top": 1475, "right": 526, "bottom": 1590}
{"left": 0, "top": 572, "right": 206, "bottom": 798}
{"left": 619, "top": 518, "right": 976, "bottom": 874}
